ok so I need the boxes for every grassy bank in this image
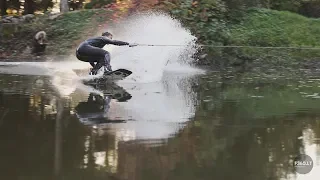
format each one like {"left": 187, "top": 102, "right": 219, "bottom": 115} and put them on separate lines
{"left": 0, "top": 9, "right": 114, "bottom": 61}
{"left": 212, "top": 8, "right": 320, "bottom": 68}
{"left": 2, "top": 6, "right": 320, "bottom": 69}
{"left": 229, "top": 8, "right": 320, "bottom": 47}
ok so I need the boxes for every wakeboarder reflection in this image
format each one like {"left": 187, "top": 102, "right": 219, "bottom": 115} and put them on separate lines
{"left": 75, "top": 91, "right": 132, "bottom": 125}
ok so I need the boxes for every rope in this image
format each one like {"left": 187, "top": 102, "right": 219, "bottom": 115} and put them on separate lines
{"left": 135, "top": 44, "right": 320, "bottom": 50}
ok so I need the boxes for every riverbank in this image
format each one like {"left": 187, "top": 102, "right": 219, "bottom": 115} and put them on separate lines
{"left": 0, "top": 8, "right": 116, "bottom": 61}
{"left": 1, "top": 7, "right": 320, "bottom": 72}
{"left": 194, "top": 8, "right": 320, "bottom": 69}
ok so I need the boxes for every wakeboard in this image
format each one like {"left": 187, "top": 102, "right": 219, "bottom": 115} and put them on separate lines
{"left": 82, "top": 69, "right": 132, "bottom": 85}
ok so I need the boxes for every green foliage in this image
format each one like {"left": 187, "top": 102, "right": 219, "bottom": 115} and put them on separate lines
{"left": 230, "top": 9, "right": 320, "bottom": 46}
{"left": 221, "top": 0, "right": 320, "bottom": 18}
{"left": 47, "top": 10, "right": 96, "bottom": 50}
{"left": 46, "top": 9, "right": 111, "bottom": 54}
{"left": 165, "top": 0, "right": 228, "bottom": 41}
{"left": 159, "top": 0, "right": 320, "bottom": 68}
{"left": 270, "top": 0, "right": 302, "bottom": 12}
{"left": 161, "top": 0, "right": 230, "bottom": 60}
{"left": 0, "top": 9, "right": 112, "bottom": 57}
{"left": 227, "top": 8, "right": 320, "bottom": 62}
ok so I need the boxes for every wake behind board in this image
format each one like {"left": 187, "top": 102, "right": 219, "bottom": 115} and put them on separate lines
{"left": 83, "top": 69, "right": 132, "bottom": 85}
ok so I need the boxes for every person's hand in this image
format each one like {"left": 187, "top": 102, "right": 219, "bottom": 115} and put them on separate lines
{"left": 129, "top": 43, "right": 138, "bottom": 47}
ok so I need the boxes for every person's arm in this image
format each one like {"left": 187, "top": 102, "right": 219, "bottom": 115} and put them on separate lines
{"left": 112, "top": 40, "right": 130, "bottom": 46}
{"left": 101, "top": 37, "right": 129, "bottom": 46}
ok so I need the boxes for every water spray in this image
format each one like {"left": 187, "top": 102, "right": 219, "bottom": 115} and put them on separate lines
{"left": 108, "top": 11, "right": 198, "bottom": 83}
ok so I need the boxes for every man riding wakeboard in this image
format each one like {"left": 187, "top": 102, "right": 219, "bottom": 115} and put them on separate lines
{"left": 76, "top": 31, "right": 137, "bottom": 75}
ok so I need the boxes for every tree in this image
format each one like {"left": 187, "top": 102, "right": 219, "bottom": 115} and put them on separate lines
{"left": 10, "top": 0, "right": 21, "bottom": 13}
{"left": 23, "top": 0, "right": 35, "bottom": 14}
{"left": 0, "top": 0, "right": 8, "bottom": 16}
{"left": 60, "top": 0, "right": 69, "bottom": 13}
{"left": 40, "top": 0, "right": 54, "bottom": 12}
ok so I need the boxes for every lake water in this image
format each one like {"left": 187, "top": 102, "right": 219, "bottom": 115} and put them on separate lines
{"left": 1, "top": 65, "right": 320, "bottom": 180}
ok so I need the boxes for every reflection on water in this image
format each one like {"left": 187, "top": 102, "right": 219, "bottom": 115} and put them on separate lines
{"left": 2, "top": 69, "right": 320, "bottom": 179}
{"left": 0, "top": 70, "right": 200, "bottom": 179}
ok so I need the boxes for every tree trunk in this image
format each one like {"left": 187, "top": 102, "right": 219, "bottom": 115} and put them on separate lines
{"left": 60, "top": 0, "right": 69, "bottom": 13}
{"left": 23, "top": 0, "right": 35, "bottom": 15}
{"left": 41, "top": 0, "right": 52, "bottom": 12}
{"left": 12, "top": 0, "right": 20, "bottom": 13}
{"left": 0, "top": 0, "right": 8, "bottom": 16}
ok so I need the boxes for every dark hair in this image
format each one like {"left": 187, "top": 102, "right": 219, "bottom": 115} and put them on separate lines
{"left": 102, "top": 32, "right": 112, "bottom": 37}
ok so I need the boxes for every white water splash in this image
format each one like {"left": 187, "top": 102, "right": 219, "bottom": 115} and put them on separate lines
{"left": 105, "top": 11, "right": 199, "bottom": 83}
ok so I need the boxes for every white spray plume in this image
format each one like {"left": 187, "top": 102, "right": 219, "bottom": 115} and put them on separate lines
{"left": 105, "top": 11, "right": 199, "bottom": 83}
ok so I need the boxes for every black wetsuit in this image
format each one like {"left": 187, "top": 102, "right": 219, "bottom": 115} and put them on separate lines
{"left": 76, "top": 36, "right": 129, "bottom": 74}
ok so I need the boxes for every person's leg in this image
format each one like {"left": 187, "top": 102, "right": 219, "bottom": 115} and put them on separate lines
{"left": 77, "top": 50, "right": 94, "bottom": 66}
{"left": 103, "top": 51, "right": 112, "bottom": 72}
{"left": 77, "top": 46, "right": 104, "bottom": 75}
{"left": 77, "top": 45, "right": 111, "bottom": 74}
{"left": 77, "top": 52, "right": 98, "bottom": 75}
{"left": 89, "top": 51, "right": 112, "bottom": 75}
{"left": 89, "top": 62, "right": 96, "bottom": 68}
{"left": 88, "top": 62, "right": 96, "bottom": 75}
{"left": 90, "top": 60, "right": 104, "bottom": 75}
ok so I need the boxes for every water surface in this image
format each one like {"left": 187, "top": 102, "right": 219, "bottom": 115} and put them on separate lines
{"left": 1, "top": 68, "right": 320, "bottom": 180}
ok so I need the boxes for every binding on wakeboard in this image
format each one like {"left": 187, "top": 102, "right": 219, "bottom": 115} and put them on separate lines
{"left": 83, "top": 68, "right": 132, "bottom": 85}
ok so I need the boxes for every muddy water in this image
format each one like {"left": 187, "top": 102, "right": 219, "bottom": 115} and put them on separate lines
{"left": 1, "top": 70, "right": 320, "bottom": 180}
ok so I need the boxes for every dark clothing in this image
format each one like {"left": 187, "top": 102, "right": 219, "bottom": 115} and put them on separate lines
{"left": 76, "top": 36, "right": 129, "bottom": 75}
{"left": 31, "top": 37, "right": 47, "bottom": 55}
{"left": 85, "top": 36, "right": 129, "bottom": 48}
{"left": 76, "top": 42, "right": 108, "bottom": 62}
